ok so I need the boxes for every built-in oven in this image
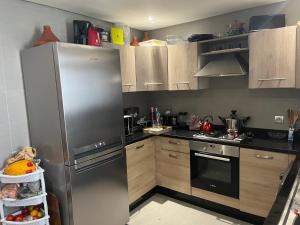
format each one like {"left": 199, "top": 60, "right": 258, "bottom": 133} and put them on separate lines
{"left": 190, "top": 141, "right": 239, "bottom": 199}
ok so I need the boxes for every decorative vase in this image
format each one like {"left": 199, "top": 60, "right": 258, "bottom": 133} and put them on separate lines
{"left": 33, "top": 25, "right": 60, "bottom": 47}
{"left": 130, "top": 36, "right": 139, "bottom": 46}
{"left": 143, "top": 32, "right": 150, "bottom": 41}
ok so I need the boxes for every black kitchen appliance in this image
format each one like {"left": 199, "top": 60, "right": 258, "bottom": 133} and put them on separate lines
{"left": 73, "top": 20, "right": 92, "bottom": 45}
{"left": 190, "top": 141, "right": 239, "bottom": 199}
{"left": 124, "top": 107, "right": 142, "bottom": 133}
{"left": 249, "top": 14, "right": 286, "bottom": 31}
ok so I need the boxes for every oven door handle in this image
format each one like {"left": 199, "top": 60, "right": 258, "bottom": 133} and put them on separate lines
{"left": 194, "top": 153, "right": 230, "bottom": 162}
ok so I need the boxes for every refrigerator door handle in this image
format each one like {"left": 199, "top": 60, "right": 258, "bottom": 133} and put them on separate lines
{"left": 74, "top": 149, "right": 123, "bottom": 173}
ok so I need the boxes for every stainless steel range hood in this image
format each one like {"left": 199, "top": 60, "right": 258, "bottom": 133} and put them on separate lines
{"left": 194, "top": 54, "right": 248, "bottom": 78}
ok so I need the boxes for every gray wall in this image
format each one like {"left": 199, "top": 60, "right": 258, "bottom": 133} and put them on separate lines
{"left": 0, "top": 0, "right": 142, "bottom": 165}
{"left": 147, "top": 77, "right": 300, "bottom": 129}
{"left": 141, "top": 0, "right": 300, "bottom": 130}
{"left": 150, "top": 0, "right": 300, "bottom": 40}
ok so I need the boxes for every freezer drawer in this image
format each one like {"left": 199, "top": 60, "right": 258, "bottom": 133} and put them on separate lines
{"left": 66, "top": 150, "right": 129, "bottom": 225}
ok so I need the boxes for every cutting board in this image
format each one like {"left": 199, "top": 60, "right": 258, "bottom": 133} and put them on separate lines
{"left": 143, "top": 126, "right": 172, "bottom": 135}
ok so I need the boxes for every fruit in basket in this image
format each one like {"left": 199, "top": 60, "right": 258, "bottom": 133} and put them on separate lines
{"left": 22, "top": 207, "right": 30, "bottom": 216}
{"left": 3, "top": 159, "right": 37, "bottom": 176}
{"left": 37, "top": 211, "right": 44, "bottom": 218}
{"left": 30, "top": 209, "right": 39, "bottom": 217}
{"left": 15, "top": 214, "right": 24, "bottom": 222}
{"left": 6, "top": 215, "right": 15, "bottom": 221}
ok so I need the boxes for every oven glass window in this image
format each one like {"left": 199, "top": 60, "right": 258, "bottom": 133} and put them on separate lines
{"left": 197, "top": 158, "right": 231, "bottom": 184}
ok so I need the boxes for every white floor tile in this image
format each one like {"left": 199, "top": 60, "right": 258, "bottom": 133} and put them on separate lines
{"left": 129, "top": 194, "right": 252, "bottom": 225}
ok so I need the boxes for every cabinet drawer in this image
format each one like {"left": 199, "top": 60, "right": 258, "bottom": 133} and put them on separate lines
{"left": 240, "top": 148, "right": 289, "bottom": 217}
{"left": 157, "top": 137, "right": 190, "bottom": 154}
{"left": 156, "top": 148, "right": 191, "bottom": 195}
{"left": 126, "top": 138, "right": 154, "bottom": 165}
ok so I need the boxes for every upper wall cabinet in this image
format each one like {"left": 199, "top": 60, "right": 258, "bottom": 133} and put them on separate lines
{"left": 168, "top": 43, "right": 199, "bottom": 90}
{"left": 120, "top": 46, "right": 136, "bottom": 92}
{"left": 135, "top": 46, "right": 168, "bottom": 91}
{"left": 249, "top": 26, "right": 298, "bottom": 89}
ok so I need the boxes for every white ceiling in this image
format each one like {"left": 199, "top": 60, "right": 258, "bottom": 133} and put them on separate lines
{"left": 26, "top": 0, "right": 285, "bottom": 30}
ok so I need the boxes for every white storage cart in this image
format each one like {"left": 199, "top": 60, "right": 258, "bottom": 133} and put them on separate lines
{"left": 0, "top": 167, "right": 50, "bottom": 225}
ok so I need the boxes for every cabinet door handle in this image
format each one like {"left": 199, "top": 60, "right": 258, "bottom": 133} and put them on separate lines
{"left": 255, "top": 154, "right": 274, "bottom": 160}
{"left": 176, "top": 82, "right": 190, "bottom": 84}
{"left": 123, "top": 83, "right": 134, "bottom": 86}
{"left": 168, "top": 154, "right": 178, "bottom": 159}
{"left": 258, "top": 78, "right": 286, "bottom": 81}
{"left": 168, "top": 140, "right": 180, "bottom": 145}
{"left": 135, "top": 144, "right": 145, "bottom": 150}
{"left": 144, "top": 82, "right": 163, "bottom": 86}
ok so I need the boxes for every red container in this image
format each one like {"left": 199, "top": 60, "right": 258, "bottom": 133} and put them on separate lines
{"left": 88, "top": 26, "right": 101, "bottom": 46}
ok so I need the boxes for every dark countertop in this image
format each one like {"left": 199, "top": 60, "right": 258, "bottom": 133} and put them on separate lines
{"left": 240, "top": 139, "right": 300, "bottom": 154}
{"left": 126, "top": 129, "right": 300, "bottom": 154}
{"left": 125, "top": 132, "right": 153, "bottom": 145}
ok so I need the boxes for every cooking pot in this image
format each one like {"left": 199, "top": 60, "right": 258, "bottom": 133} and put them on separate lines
{"left": 218, "top": 110, "right": 250, "bottom": 132}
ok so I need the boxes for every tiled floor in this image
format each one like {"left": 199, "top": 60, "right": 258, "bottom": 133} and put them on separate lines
{"left": 128, "top": 194, "right": 252, "bottom": 225}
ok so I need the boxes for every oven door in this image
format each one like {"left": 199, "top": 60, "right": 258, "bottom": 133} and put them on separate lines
{"left": 190, "top": 150, "right": 239, "bottom": 199}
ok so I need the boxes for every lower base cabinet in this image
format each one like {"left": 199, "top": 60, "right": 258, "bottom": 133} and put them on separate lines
{"left": 156, "top": 137, "right": 191, "bottom": 195}
{"left": 126, "top": 138, "right": 156, "bottom": 204}
{"left": 240, "top": 148, "right": 292, "bottom": 217}
{"left": 126, "top": 137, "right": 296, "bottom": 218}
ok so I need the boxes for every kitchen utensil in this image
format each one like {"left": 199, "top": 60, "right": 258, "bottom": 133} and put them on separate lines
{"left": 219, "top": 110, "right": 250, "bottom": 133}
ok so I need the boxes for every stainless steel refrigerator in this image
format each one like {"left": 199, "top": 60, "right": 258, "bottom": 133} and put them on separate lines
{"left": 21, "top": 43, "right": 129, "bottom": 225}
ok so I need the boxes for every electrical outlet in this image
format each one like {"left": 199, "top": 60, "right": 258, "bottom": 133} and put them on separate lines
{"left": 274, "top": 116, "right": 284, "bottom": 124}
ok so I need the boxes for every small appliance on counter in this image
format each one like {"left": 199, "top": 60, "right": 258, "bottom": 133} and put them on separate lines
{"left": 178, "top": 112, "right": 188, "bottom": 128}
{"left": 162, "top": 109, "right": 177, "bottom": 127}
{"left": 124, "top": 115, "right": 134, "bottom": 136}
{"left": 123, "top": 107, "right": 143, "bottom": 135}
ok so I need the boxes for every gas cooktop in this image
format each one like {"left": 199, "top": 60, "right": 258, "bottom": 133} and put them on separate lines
{"left": 192, "top": 131, "right": 247, "bottom": 144}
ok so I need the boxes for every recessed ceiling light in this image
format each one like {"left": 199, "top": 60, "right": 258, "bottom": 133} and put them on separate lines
{"left": 148, "top": 16, "right": 154, "bottom": 22}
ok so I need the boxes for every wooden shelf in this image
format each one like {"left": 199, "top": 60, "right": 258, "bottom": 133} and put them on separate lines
{"left": 201, "top": 48, "right": 249, "bottom": 56}
{"left": 198, "top": 33, "right": 249, "bottom": 44}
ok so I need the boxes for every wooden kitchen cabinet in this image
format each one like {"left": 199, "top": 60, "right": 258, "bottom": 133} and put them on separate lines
{"left": 240, "top": 148, "right": 292, "bottom": 217}
{"left": 249, "top": 26, "right": 298, "bottom": 88}
{"left": 120, "top": 46, "right": 136, "bottom": 92}
{"left": 168, "top": 43, "right": 199, "bottom": 90}
{"left": 135, "top": 46, "right": 168, "bottom": 91}
{"left": 126, "top": 138, "right": 156, "bottom": 204}
{"left": 155, "top": 137, "right": 191, "bottom": 195}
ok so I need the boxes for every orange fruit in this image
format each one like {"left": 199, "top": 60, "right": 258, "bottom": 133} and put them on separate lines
{"left": 30, "top": 209, "right": 39, "bottom": 217}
